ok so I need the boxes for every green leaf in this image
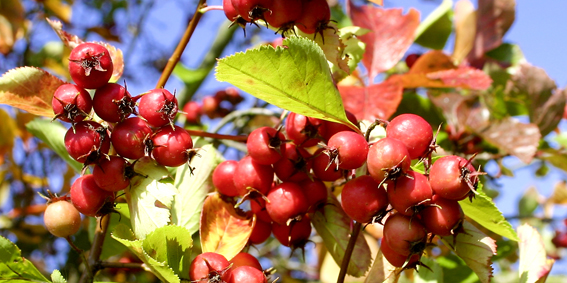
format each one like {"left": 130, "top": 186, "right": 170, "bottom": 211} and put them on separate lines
{"left": 414, "top": 0, "right": 453, "bottom": 50}
{"left": 26, "top": 118, "right": 82, "bottom": 172}
{"left": 0, "top": 236, "right": 49, "bottom": 282}
{"left": 173, "top": 64, "right": 208, "bottom": 87}
{"left": 436, "top": 253, "right": 479, "bottom": 283}
{"left": 216, "top": 36, "right": 358, "bottom": 132}
{"left": 127, "top": 157, "right": 178, "bottom": 239}
{"left": 518, "top": 187, "right": 539, "bottom": 218}
{"left": 441, "top": 221, "right": 497, "bottom": 283}
{"left": 518, "top": 224, "right": 554, "bottom": 283}
{"left": 51, "top": 270, "right": 67, "bottom": 283}
{"left": 172, "top": 144, "right": 220, "bottom": 235}
{"left": 485, "top": 43, "right": 525, "bottom": 66}
{"left": 142, "top": 225, "right": 193, "bottom": 277}
{"left": 311, "top": 195, "right": 372, "bottom": 277}
{"left": 460, "top": 184, "right": 519, "bottom": 241}
{"left": 416, "top": 257, "right": 444, "bottom": 283}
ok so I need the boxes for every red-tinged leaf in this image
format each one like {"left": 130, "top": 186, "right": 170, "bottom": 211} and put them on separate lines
{"left": 46, "top": 18, "right": 83, "bottom": 48}
{"left": 441, "top": 221, "right": 497, "bottom": 283}
{"left": 0, "top": 67, "right": 65, "bottom": 117}
{"left": 426, "top": 67, "right": 493, "bottom": 90}
{"left": 518, "top": 224, "right": 554, "bottom": 283}
{"left": 452, "top": 0, "right": 476, "bottom": 63}
{"left": 200, "top": 193, "right": 254, "bottom": 260}
{"left": 467, "top": 0, "right": 516, "bottom": 66}
{"left": 339, "top": 77, "right": 403, "bottom": 121}
{"left": 347, "top": 2, "right": 420, "bottom": 83}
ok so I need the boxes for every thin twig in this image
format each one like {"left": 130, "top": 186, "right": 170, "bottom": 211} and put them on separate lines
{"left": 65, "top": 236, "right": 92, "bottom": 280}
{"left": 155, "top": 0, "right": 208, "bottom": 88}
{"left": 337, "top": 221, "right": 362, "bottom": 283}
{"left": 98, "top": 261, "right": 144, "bottom": 269}
{"left": 79, "top": 215, "right": 110, "bottom": 283}
{"left": 199, "top": 5, "right": 223, "bottom": 13}
{"left": 186, "top": 129, "right": 248, "bottom": 142}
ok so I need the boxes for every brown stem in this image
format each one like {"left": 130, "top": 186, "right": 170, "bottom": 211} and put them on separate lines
{"left": 185, "top": 129, "right": 248, "bottom": 142}
{"left": 155, "top": 0, "right": 208, "bottom": 88}
{"left": 98, "top": 261, "right": 144, "bottom": 270}
{"left": 337, "top": 221, "right": 362, "bottom": 283}
{"left": 79, "top": 215, "right": 110, "bottom": 283}
{"left": 65, "top": 236, "right": 92, "bottom": 280}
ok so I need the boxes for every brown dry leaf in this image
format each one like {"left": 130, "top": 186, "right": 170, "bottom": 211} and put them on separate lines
{"left": 549, "top": 181, "right": 567, "bottom": 205}
{"left": 338, "top": 77, "right": 404, "bottom": 121}
{"left": 46, "top": 18, "right": 83, "bottom": 48}
{"left": 452, "top": 0, "right": 476, "bottom": 63}
{"left": 0, "top": 0, "right": 25, "bottom": 55}
{"left": 44, "top": 0, "right": 72, "bottom": 24}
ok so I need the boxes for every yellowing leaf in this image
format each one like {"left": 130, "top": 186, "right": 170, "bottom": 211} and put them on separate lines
{"left": 44, "top": 0, "right": 72, "bottom": 24}
{"left": 0, "top": 108, "right": 18, "bottom": 164}
{"left": 200, "top": 193, "right": 254, "bottom": 260}
{"left": 127, "top": 157, "right": 178, "bottom": 239}
{"left": 518, "top": 224, "right": 554, "bottom": 283}
{"left": 0, "top": 0, "right": 25, "bottom": 55}
{"left": 46, "top": 18, "right": 82, "bottom": 48}
{"left": 0, "top": 67, "right": 64, "bottom": 116}
{"left": 452, "top": 0, "right": 476, "bottom": 63}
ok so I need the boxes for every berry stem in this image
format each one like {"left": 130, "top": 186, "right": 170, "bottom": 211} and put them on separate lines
{"left": 65, "top": 236, "right": 92, "bottom": 280}
{"left": 185, "top": 129, "right": 248, "bottom": 142}
{"left": 156, "top": 0, "right": 208, "bottom": 88}
{"left": 199, "top": 5, "right": 224, "bottom": 13}
{"left": 337, "top": 221, "right": 362, "bottom": 283}
{"left": 79, "top": 215, "right": 110, "bottom": 283}
{"left": 98, "top": 261, "right": 144, "bottom": 270}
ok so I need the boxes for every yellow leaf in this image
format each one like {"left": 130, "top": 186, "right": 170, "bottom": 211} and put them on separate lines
{"left": 44, "top": 0, "right": 72, "bottom": 24}
{"left": 369, "top": 0, "right": 384, "bottom": 5}
{"left": 518, "top": 224, "right": 554, "bottom": 283}
{"left": 0, "top": 0, "right": 25, "bottom": 55}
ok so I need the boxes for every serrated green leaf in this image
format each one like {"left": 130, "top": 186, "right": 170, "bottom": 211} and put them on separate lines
{"left": 416, "top": 257, "right": 444, "bottom": 283}
{"left": 460, "top": 183, "right": 518, "bottom": 241}
{"left": 0, "top": 236, "right": 49, "bottom": 282}
{"left": 142, "top": 225, "right": 193, "bottom": 277}
{"left": 415, "top": 0, "right": 453, "bottom": 50}
{"left": 127, "top": 157, "right": 178, "bottom": 239}
{"left": 26, "top": 118, "right": 82, "bottom": 172}
{"left": 51, "top": 270, "right": 67, "bottom": 283}
{"left": 436, "top": 253, "right": 479, "bottom": 283}
{"left": 172, "top": 144, "right": 220, "bottom": 235}
{"left": 216, "top": 36, "right": 358, "bottom": 132}
{"left": 311, "top": 195, "right": 372, "bottom": 277}
{"left": 441, "top": 221, "right": 497, "bottom": 283}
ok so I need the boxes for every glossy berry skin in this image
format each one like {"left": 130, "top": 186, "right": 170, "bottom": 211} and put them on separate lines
{"left": 93, "top": 156, "right": 130, "bottom": 192}
{"left": 224, "top": 0, "right": 241, "bottom": 21}
{"left": 233, "top": 156, "right": 274, "bottom": 196}
{"left": 249, "top": 218, "right": 271, "bottom": 245}
{"left": 138, "top": 89, "right": 178, "bottom": 127}
{"left": 52, "top": 84, "right": 92, "bottom": 123}
{"left": 264, "top": 0, "right": 302, "bottom": 29}
{"left": 68, "top": 42, "right": 113, "bottom": 89}
{"left": 367, "top": 137, "right": 411, "bottom": 184}
{"left": 420, "top": 195, "right": 464, "bottom": 236}
{"left": 247, "top": 126, "right": 286, "bottom": 165}
{"left": 229, "top": 252, "right": 262, "bottom": 271}
{"left": 64, "top": 121, "right": 110, "bottom": 164}
{"left": 552, "top": 231, "right": 567, "bottom": 248}
{"left": 387, "top": 171, "right": 432, "bottom": 216}
{"left": 299, "top": 178, "right": 328, "bottom": 213}
{"left": 229, "top": 266, "right": 267, "bottom": 283}
{"left": 386, "top": 114, "right": 433, "bottom": 160}
{"left": 405, "top": 54, "right": 421, "bottom": 69}
{"left": 429, "top": 155, "right": 477, "bottom": 200}
{"left": 93, "top": 83, "right": 135, "bottom": 123}
{"left": 189, "top": 252, "right": 232, "bottom": 283}
{"left": 111, "top": 117, "right": 152, "bottom": 160}
{"left": 296, "top": 0, "right": 331, "bottom": 34}
{"left": 383, "top": 213, "right": 427, "bottom": 256}
{"left": 273, "top": 143, "right": 312, "bottom": 182}
{"left": 44, "top": 200, "right": 81, "bottom": 238}
{"left": 381, "top": 237, "right": 420, "bottom": 268}
{"left": 70, "top": 174, "right": 114, "bottom": 217}
{"left": 213, "top": 160, "right": 240, "bottom": 197}
{"left": 151, "top": 125, "right": 193, "bottom": 167}
{"left": 271, "top": 215, "right": 311, "bottom": 247}
{"left": 312, "top": 151, "right": 344, "bottom": 182}
{"left": 250, "top": 198, "right": 272, "bottom": 223}
{"left": 202, "top": 96, "right": 222, "bottom": 119}
{"left": 266, "top": 182, "right": 309, "bottom": 225}
{"left": 183, "top": 101, "right": 202, "bottom": 124}
{"left": 341, "top": 175, "right": 388, "bottom": 223}
{"left": 327, "top": 131, "right": 369, "bottom": 170}
{"left": 285, "top": 112, "right": 324, "bottom": 147}
{"left": 232, "top": 0, "right": 273, "bottom": 22}
{"left": 320, "top": 110, "right": 358, "bottom": 142}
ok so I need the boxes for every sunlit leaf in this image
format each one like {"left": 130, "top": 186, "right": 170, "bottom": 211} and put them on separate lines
{"left": 0, "top": 0, "right": 24, "bottom": 55}
{"left": 518, "top": 187, "right": 540, "bottom": 218}
{"left": 415, "top": 0, "right": 453, "bottom": 50}
{"left": 0, "top": 67, "right": 65, "bottom": 116}
{"left": 548, "top": 181, "right": 567, "bottom": 205}
{"left": 347, "top": 3, "right": 420, "bottom": 82}
{"left": 172, "top": 144, "right": 221, "bottom": 235}
{"left": 452, "top": 0, "right": 476, "bottom": 63}
{"left": 0, "top": 108, "right": 18, "bottom": 165}
{"left": 363, "top": 248, "right": 389, "bottom": 283}
{"left": 459, "top": 184, "right": 518, "bottom": 241}
{"left": 200, "top": 193, "right": 254, "bottom": 260}
{"left": 518, "top": 224, "right": 554, "bottom": 283}
{"left": 216, "top": 36, "right": 358, "bottom": 132}
{"left": 142, "top": 225, "right": 193, "bottom": 277}
{"left": 485, "top": 43, "right": 525, "bottom": 66}
{"left": 338, "top": 77, "right": 404, "bottom": 121}
{"left": 127, "top": 157, "right": 178, "bottom": 239}
{"left": 441, "top": 221, "right": 497, "bottom": 283}
{"left": 311, "top": 195, "right": 372, "bottom": 277}
{"left": 26, "top": 118, "right": 82, "bottom": 172}
{"left": 46, "top": 18, "right": 82, "bottom": 48}
{"left": 44, "top": 0, "right": 72, "bottom": 23}
{"left": 0, "top": 236, "right": 49, "bottom": 282}
{"left": 416, "top": 256, "right": 444, "bottom": 283}
{"left": 51, "top": 270, "right": 67, "bottom": 283}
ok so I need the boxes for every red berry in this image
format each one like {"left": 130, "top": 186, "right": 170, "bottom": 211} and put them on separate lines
{"left": 151, "top": 125, "right": 194, "bottom": 167}
{"left": 44, "top": 200, "right": 81, "bottom": 238}
{"left": 247, "top": 126, "right": 286, "bottom": 165}
{"left": 383, "top": 213, "right": 427, "bottom": 256}
{"left": 320, "top": 110, "right": 358, "bottom": 142}
{"left": 111, "top": 117, "right": 152, "bottom": 160}
{"left": 312, "top": 151, "right": 345, "bottom": 182}
{"left": 250, "top": 198, "right": 273, "bottom": 223}
{"left": 387, "top": 171, "right": 432, "bottom": 216}
{"left": 298, "top": 178, "right": 328, "bottom": 213}
{"left": 213, "top": 160, "right": 240, "bottom": 197}
{"left": 296, "top": 0, "right": 331, "bottom": 34}
{"left": 233, "top": 156, "right": 274, "bottom": 196}
{"left": 264, "top": 0, "right": 303, "bottom": 34}
{"left": 326, "top": 131, "right": 368, "bottom": 170}
{"left": 249, "top": 218, "right": 272, "bottom": 245}
{"left": 405, "top": 53, "right": 421, "bottom": 69}
{"left": 266, "top": 182, "right": 309, "bottom": 225}
{"left": 229, "top": 252, "right": 263, "bottom": 271}
{"left": 202, "top": 96, "right": 222, "bottom": 118}
{"left": 183, "top": 101, "right": 202, "bottom": 124}
{"left": 340, "top": 175, "right": 388, "bottom": 223}
{"left": 381, "top": 237, "right": 420, "bottom": 268}
{"left": 272, "top": 143, "right": 312, "bottom": 182}
{"left": 367, "top": 137, "right": 411, "bottom": 184}
{"left": 271, "top": 215, "right": 311, "bottom": 247}
{"left": 189, "top": 252, "right": 233, "bottom": 282}
{"left": 93, "top": 83, "right": 135, "bottom": 123}
{"left": 68, "top": 42, "right": 113, "bottom": 89}
{"left": 92, "top": 156, "right": 131, "bottom": 192}
{"left": 429, "top": 155, "right": 479, "bottom": 201}
{"left": 285, "top": 112, "right": 324, "bottom": 147}
{"left": 64, "top": 121, "right": 110, "bottom": 164}
{"left": 52, "top": 84, "right": 92, "bottom": 123}
{"left": 419, "top": 195, "right": 464, "bottom": 236}
{"left": 229, "top": 266, "right": 267, "bottom": 283}
{"left": 138, "top": 89, "right": 178, "bottom": 127}
{"left": 552, "top": 231, "right": 567, "bottom": 248}
{"left": 386, "top": 114, "right": 433, "bottom": 160}
{"left": 70, "top": 174, "right": 115, "bottom": 217}
{"left": 232, "top": 0, "right": 273, "bottom": 22}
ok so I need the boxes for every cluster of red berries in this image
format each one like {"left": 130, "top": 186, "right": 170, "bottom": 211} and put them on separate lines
{"left": 223, "top": 0, "right": 332, "bottom": 36}
{"left": 45, "top": 42, "right": 195, "bottom": 232}
{"left": 183, "top": 87, "right": 244, "bottom": 124}
{"left": 189, "top": 252, "right": 271, "bottom": 283}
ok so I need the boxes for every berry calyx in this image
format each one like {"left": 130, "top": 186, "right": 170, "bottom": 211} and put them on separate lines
{"left": 429, "top": 155, "right": 482, "bottom": 201}
{"left": 247, "top": 126, "right": 286, "bottom": 165}
{"left": 138, "top": 88, "right": 179, "bottom": 128}
{"left": 64, "top": 121, "right": 110, "bottom": 165}
{"left": 367, "top": 137, "right": 411, "bottom": 185}
{"left": 68, "top": 42, "right": 113, "bottom": 89}
{"left": 150, "top": 125, "right": 194, "bottom": 167}
{"left": 189, "top": 252, "right": 233, "bottom": 282}
{"left": 51, "top": 84, "right": 92, "bottom": 124}
{"left": 93, "top": 83, "right": 136, "bottom": 123}
{"left": 325, "top": 131, "right": 369, "bottom": 170}
{"left": 92, "top": 155, "right": 132, "bottom": 192}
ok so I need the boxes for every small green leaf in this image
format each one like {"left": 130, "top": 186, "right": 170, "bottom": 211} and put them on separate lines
{"left": 518, "top": 187, "right": 539, "bottom": 218}
{"left": 485, "top": 43, "right": 525, "bottom": 66}
{"left": 143, "top": 225, "right": 193, "bottom": 278}
{"left": 414, "top": 0, "right": 453, "bottom": 50}
{"left": 26, "top": 118, "right": 82, "bottom": 172}
{"left": 51, "top": 270, "right": 67, "bottom": 283}
{"left": 0, "top": 236, "right": 49, "bottom": 282}
{"left": 216, "top": 36, "right": 358, "bottom": 132}
{"left": 172, "top": 144, "right": 221, "bottom": 235}
{"left": 416, "top": 257, "right": 444, "bottom": 283}
{"left": 311, "top": 195, "right": 372, "bottom": 277}
{"left": 460, "top": 184, "right": 519, "bottom": 241}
